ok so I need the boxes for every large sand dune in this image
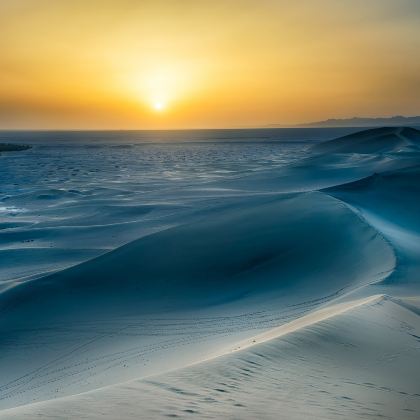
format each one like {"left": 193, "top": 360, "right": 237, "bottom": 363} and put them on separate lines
{"left": 1, "top": 127, "right": 420, "bottom": 418}
{"left": 3, "top": 295, "right": 419, "bottom": 419}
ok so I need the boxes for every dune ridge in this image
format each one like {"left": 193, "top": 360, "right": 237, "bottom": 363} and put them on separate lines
{"left": 0, "top": 294, "right": 384, "bottom": 410}
{"left": 2, "top": 294, "right": 419, "bottom": 419}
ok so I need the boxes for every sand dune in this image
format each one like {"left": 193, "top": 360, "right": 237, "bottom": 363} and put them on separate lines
{"left": 0, "top": 191, "right": 395, "bottom": 409}
{"left": 325, "top": 163, "right": 420, "bottom": 300}
{"left": 2, "top": 295, "right": 419, "bottom": 419}
{"left": 0, "top": 127, "right": 419, "bottom": 418}
{"left": 221, "top": 127, "right": 420, "bottom": 193}
{"left": 313, "top": 126, "right": 420, "bottom": 154}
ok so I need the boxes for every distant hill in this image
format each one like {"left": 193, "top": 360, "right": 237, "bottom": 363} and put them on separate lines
{"left": 296, "top": 115, "right": 420, "bottom": 128}
{"left": 0, "top": 143, "right": 31, "bottom": 152}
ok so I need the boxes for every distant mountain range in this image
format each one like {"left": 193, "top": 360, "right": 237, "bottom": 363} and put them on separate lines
{"left": 268, "top": 116, "right": 420, "bottom": 128}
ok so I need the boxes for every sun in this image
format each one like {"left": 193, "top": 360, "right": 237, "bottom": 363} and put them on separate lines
{"left": 153, "top": 101, "right": 165, "bottom": 111}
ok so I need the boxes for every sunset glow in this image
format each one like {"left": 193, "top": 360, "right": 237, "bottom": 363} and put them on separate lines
{"left": 153, "top": 102, "right": 165, "bottom": 112}
{"left": 0, "top": 0, "right": 419, "bottom": 129}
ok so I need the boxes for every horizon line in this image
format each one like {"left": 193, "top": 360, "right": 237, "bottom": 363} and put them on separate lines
{"left": 1, "top": 125, "right": 420, "bottom": 132}
{"left": 2, "top": 115, "right": 419, "bottom": 132}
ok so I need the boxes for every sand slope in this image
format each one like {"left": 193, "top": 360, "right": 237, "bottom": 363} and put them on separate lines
{"left": 2, "top": 295, "right": 419, "bottom": 419}
{"left": 0, "top": 191, "right": 395, "bottom": 409}
{"left": 313, "top": 126, "right": 420, "bottom": 154}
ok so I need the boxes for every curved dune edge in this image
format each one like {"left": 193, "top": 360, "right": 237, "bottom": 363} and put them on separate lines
{"left": 323, "top": 163, "right": 420, "bottom": 291}
{"left": 4, "top": 294, "right": 419, "bottom": 420}
{"left": 0, "top": 293, "right": 385, "bottom": 416}
{"left": 225, "top": 294, "right": 384, "bottom": 354}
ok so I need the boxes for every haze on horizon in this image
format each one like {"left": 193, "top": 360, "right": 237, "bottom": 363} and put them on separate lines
{"left": 1, "top": 0, "right": 419, "bottom": 130}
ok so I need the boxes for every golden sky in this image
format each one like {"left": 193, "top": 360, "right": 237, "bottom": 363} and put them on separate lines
{"left": 1, "top": 0, "right": 419, "bottom": 129}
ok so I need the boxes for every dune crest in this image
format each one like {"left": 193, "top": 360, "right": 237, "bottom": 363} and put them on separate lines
{"left": 2, "top": 295, "right": 420, "bottom": 419}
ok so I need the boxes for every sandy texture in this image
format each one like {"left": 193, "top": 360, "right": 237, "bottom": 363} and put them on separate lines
{"left": 0, "top": 127, "right": 420, "bottom": 418}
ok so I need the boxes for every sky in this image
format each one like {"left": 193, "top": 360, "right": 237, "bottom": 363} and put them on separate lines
{"left": 0, "top": 0, "right": 419, "bottom": 129}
